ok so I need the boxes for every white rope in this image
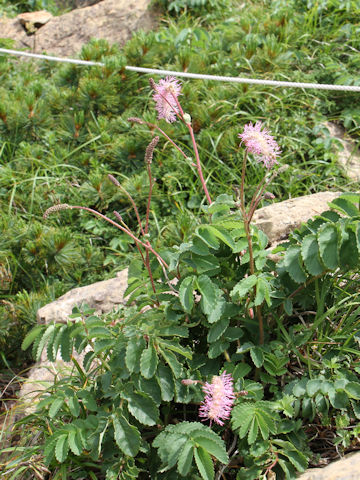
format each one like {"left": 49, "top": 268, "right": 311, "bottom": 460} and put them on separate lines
{"left": 1, "top": 47, "right": 360, "bottom": 92}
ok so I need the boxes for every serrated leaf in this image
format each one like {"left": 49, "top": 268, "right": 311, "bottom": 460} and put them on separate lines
{"left": 68, "top": 394, "right": 80, "bottom": 417}
{"left": 329, "top": 390, "right": 349, "bottom": 409}
{"left": 124, "top": 391, "right": 159, "bottom": 426}
{"left": 194, "top": 446, "right": 214, "bottom": 480}
{"left": 140, "top": 341, "right": 158, "bottom": 379}
{"left": 317, "top": 223, "right": 339, "bottom": 270}
{"left": 207, "top": 318, "right": 230, "bottom": 343}
{"left": 254, "top": 277, "right": 271, "bottom": 307}
{"left": 157, "top": 364, "right": 175, "bottom": 401}
{"left": 177, "top": 441, "right": 194, "bottom": 477}
{"left": 125, "top": 336, "right": 146, "bottom": 373}
{"left": 68, "top": 429, "right": 82, "bottom": 456}
{"left": 55, "top": 434, "right": 69, "bottom": 463}
{"left": 196, "top": 226, "right": 220, "bottom": 250}
{"left": 60, "top": 328, "right": 71, "bottom": 362}
{"left": 345, "top": 382, "right": 360, "bottom": 400}
{"left": 179, "top": 276, "right": 195, "bottom": 313}
{"left": 160, "top": 348, "right": 183, "bottom": 377}
{"left": 328, "top": 196, "right": 360, "bottom": 218}
{"left": 306, "top": 379, "right": 323, "bottom": 397}
{"left": 21, "top": 325, "right": 44, "bottom": 351}
{"left": 113, "top": 414, "right": 140, "bottom": 456}
{"left": 284, "top": 246, "right": 307, "bottom": 283}
{"left": 193, "top": 435, "right": 228, "bottom": 465}
{"left": 197, "top": 275, "right": 225, "bottom": 322}
{"left": 301, "top": 234, "right": 324, "bottom": 276}
{"left": 36, "top": 324, "right": 55, "bottom": 361}
{"left": 230, "top": 275, "right": 257, "bottom": 300}
{"left": 208, "top": 339, "right": 230, "bottom": 358}
{"left": 192, "top": 254, "right": 220, "bottom": 274}
{"left": 339, "top": 226, "right": 359, "bottom": 269}
{"left": 250, "top": 347, "right": 264, "bottom": 368}
{"left": 49, "top": 397, "right": 64, "bottom": 419}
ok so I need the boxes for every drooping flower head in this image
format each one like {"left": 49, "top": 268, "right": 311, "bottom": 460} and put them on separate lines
{"left": 152, "top": 76, "right": 182, "bottom": 123}
{"left": 199, "top": 371, "right": 235, "bottom": 426}
{"left": 238, "top": 121, "right": 281, "bottom": 169}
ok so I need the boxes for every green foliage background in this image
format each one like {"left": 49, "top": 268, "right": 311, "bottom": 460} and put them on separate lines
{"left": 0, "top": 0, "right": 359, "bottom": 364}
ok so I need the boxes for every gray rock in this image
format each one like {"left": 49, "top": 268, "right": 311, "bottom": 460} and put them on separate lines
{"left": 37, "top": 269, "right": 128, "bottom": 324}
{"left": 297, "top": 452, "right": 360, "bottom": 479}
{"left": 325, "top": 122, "right": 360, "bottom": 182}
{"left": 17, "top": 10, "right": 53, "bottom": 30}
{"left": 253, "top": 191, "right": 341, "bottom": 245}
{"left": 0, "top": 0, "right": 158, "bottom": 57}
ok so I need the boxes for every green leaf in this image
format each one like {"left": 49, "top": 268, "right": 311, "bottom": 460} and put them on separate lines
{"left": 177, "top": 441, "right": 194, "bottom": 477}
{"left": 317, "top": 223, "right": 339, "bottom": 270}
{"left": 230, "top": 275, "right": 257, "bottom": 300}
{"left": 208, "top": 339, "right": 230, "bottom": 359}
{"left": 55, "top": 434, "right": 69, "bottom": 463}
{"left": 250, "top": 347, "right": 264, "bottom": 368}
{"left": 197, "top": 275, "right": 225, "bottom": 323}
{"left": 21, "top": 325, "right": 44, "bottom": 351}
{"left": 345, "top": 382, "right": 360, "bottom": 400}
{"left": 68, "top": 429, "right": 82, "bottom": 456}
{"left": 301, "top": 234, "right": 324, "bottom": 276}
{"left": 140, "top": 341, "right": 158, "bottom": 379}
{"left": 284, "top": 246, "right": 307, "bottom": 283}
{"left": 194, "top": 446, "right": 214, "bottom": 480}
{"left": 179, "top": 276, "right": 195, "bottom": 313}
{"left": 273, "top": 439, "right": 307, "bottom": 472}
{"left": 125, "top": 336, "right": 146, "bottom": 373}
{"left": 192, "top": 254, "right": 220, "bottom": 274}
{"left": 160, "top": 348, "right": 183, "bottom": 377}
{"left": 329, "top": 390, "right": 349, "bottom": 409}
{"left": 328, "top": 196, "right": 360, "bottom": 218}
{"left": 113, "top": 414, "right": 140, "bottom": 456}
{"left": 196, "top": 226, "right": 220, "bottom": 250}
{"left": 68, "top": 394, "right": 80, "bottom": 417}
{"left": 124, "top": 391, "right": 159, "bottom": 426}
{"left": 193, "top": 435, "right": 228, "bottom": 465}
{"left": 49, "top": 397, "right": 64, "bottom": 419}
{"left": 207, "top": 318, "right": 230, "bottom": 343}
{"left": 339, "top": 225, "right": 359, "bottom": 269}
{"left": 306, "top": 379, "right": 323, "bottom": 397}
{"left": 254, "top": 277, "right": 271, "bottom": 307}
{"left": 157, "top": 364, "right": 175, "bottom": 401}
{"left": 60, "top": 328, "right": 71, "bottom": 362}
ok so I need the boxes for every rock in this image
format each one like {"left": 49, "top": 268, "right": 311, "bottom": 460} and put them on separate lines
{"left": 17, "top": 269, "right": 128, "bottom": 414}
{"left": 298, "top": 452, "right": 360, "bottom": 479}
{"left": 253, "top": 191, "right": 341, "bottom": 245}
{"left": 37, "top": 269, "right": 128, "bottom": 324}
{"left": 17, "top": 10, "right": 53, "bottom": 31}
{"left": 0, "top": 0, "right": 158, "bottom": 57}
{"left": 325, "top": 122, "right": 360, "bottom": 182}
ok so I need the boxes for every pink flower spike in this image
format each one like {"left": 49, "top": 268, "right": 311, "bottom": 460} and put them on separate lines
{"left": 238, "top": 121, "right": 281, "bottom": 169}
{"left": 199, "top": 371, "right": 235, "bottom": 426}
{"left": 152, "top": 76, "right": 182, "bottom": 123}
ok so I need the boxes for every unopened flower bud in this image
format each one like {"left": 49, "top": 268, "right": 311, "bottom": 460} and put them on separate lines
{"left": 264, "top": 191, "right": 275, "bottom": 200}
{"left": 181, "top": 379, "right": 200, "bottom": 386}
{"left": 145, "top": 136, "right": 159, "bottom": 164}
{"left": 43, "top": 203, "right": 71, "bottom": 219}
{"left": 183, "top": 113, "right": 191, "bottom": 124}
{"left": 128, "top": 117, "right": 144, "bottom": 125}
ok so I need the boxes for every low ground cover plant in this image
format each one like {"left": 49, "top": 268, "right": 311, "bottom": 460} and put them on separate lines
{"left": 2, "top": 76, "right": 360, "bottom": 480}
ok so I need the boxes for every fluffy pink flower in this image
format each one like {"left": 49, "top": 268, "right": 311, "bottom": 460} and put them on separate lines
{"left": 152, "top": 76, "right": 182, "bottom": 123}
{"left": 199, "top": 371, "right": 235, "bottom": 426}
{"left": 238, "top": 122, "right": 281, "bottom": 169}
